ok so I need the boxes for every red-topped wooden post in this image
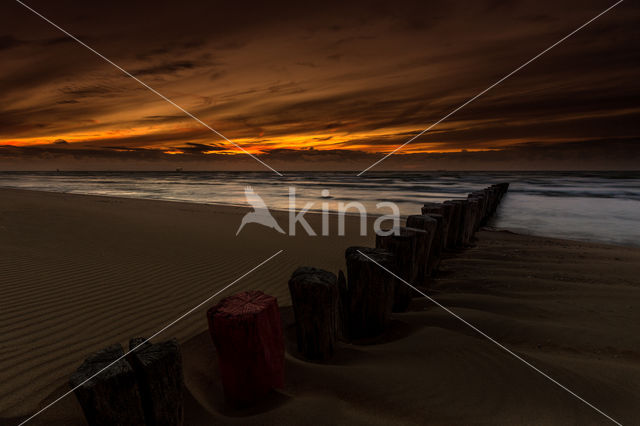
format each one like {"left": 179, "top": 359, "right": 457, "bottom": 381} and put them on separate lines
{"left": 207, "top": 291, "right": 285, "bottom": 406}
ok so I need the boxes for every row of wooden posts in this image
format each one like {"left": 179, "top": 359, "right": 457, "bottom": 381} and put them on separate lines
{"left": 70, "top": 183, "right": 509, "bottom": 425}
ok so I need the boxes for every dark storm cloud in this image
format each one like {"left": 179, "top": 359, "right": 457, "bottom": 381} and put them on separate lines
{"left": 142, "top": 115, "right": 185, "bottom": 122}
{"left": 131, "top": 60, "right": 198, "bottom": 77}
{"left": 79, "top": 128, "right": 218, "bottom": 150}
{"left": 0, "top": 33, "right": 77, "bottom": 50}
{"left": 0, "top": 34, "right": 23, "bottom": 50}
{"left": 176, "top": 143, "right": 226, "bottom": 153}
{"left": 59, "top": 84, "right": 122, "bottom": 98}
{"left": 0, "top": 0, "right": 638, "bottom": 169}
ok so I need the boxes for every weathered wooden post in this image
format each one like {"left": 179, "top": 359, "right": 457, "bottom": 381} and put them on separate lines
{"left": 496, "top": 183, "right": 509, "bottom": 205}
{"left": 343, "top": 247, "right": 395, "bottom": 339}
{"left": 207, "top": 291, "right": 285, "bottom": 406}
{"left": 421, "top": 202, "right": 452, "bottom": 251}
{"left": 128, "top": 338, "right": 184, "bottom": 426}
{"left": 405, "top": 215, "right": 437, "bottom": 283}
{"left": 495, "top": 185, "right": 503, "bottom": 201}
{"left": 482, "top": 188, "right": 491, "bottom": 219}
{"left": 478, "top": 193, "right": 488, "bottom": 225}
{"left": 70, "top": 344, "right": 146, "bottom": 426}
{"left": 464, "top": 200, "right": 475, "bottom": 245}
{"left": 442, "top": 200, "right": 460, "bottom": 249}
{"left": 288, "top": 267, "right": 339, "bottom": 361}
{"left": 469, "top": 192, "right": 488, "bottom": 226}
{"left": 480, "top": 183, "right": 509, "bottom": 220}
{"left": 376, "top": 229, "right": 416, "bottom": 312}
{"left": 337, "top": 269, "right": 348, "bottom": 340}
{"left": 423, "top": 214, "right": 445, "bottom": 273}
{"left": 450, "top": 200, "right": 472, "bottom": 246}
{"left": 441, "top": 203, "right": 454, "bottom": 248}
{"left": 476, "top": 194, "right": 487, "bottom": 227}
{"left": 467, "top": 198, "right": 480, "bottom": 238}
{"left": 485, "top": 187, "right": 498, "bottom": 216}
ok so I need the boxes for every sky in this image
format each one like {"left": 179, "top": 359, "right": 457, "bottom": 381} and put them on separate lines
{"left": 0, "top": 0, "right": 638, "bottom": 171}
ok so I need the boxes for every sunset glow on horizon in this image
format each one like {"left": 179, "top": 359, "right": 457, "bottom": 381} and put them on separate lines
{"left": 1, "top": 0, "right": 638, "bottom": 170}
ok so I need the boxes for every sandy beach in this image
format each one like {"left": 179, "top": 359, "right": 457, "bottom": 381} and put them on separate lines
{"left": 1, "top": 188, "right": 639, "bottom": 425}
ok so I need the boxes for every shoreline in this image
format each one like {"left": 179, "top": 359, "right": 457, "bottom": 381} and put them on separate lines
{"left": 2, "top": 186, "right": 637, "bottom": 249}
{"left": 0, "top": 187, "right": 403, "bottom": 220}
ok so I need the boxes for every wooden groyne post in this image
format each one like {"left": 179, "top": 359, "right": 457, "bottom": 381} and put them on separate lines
{"left": 376, "top": 228, "right": 417, "bottom": 312}
{"left": 342, "top": 247, "right": 395, "bottom": 339}
{"left": 207, "top": 291, "right": 285, "bottom": 406}
{"left": 70, "top": 339, "right": 185, "bottom": 426}
{"left": 128, "top": 338, "right": 184, "bottom": 426}
{"left": 70, "top": 344, "right": 146, "bottom": 426}
{"left": 405, "top": 215, "right": 437, "bottom": 282}
{"left": 421, "top": 202, "right": 453, "bottom": 250}
{"left": 288, "top": 267, "right": 339, "bottom": 361}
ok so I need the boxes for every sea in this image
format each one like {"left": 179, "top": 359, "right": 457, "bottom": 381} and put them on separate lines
{"left": 1, "top": 171, "right": 638, "bottom": 247}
